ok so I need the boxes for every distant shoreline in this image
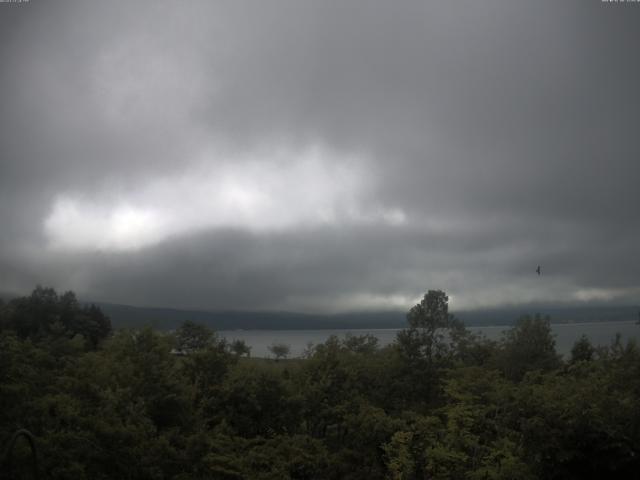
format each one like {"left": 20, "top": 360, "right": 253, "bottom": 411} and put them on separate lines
{"left": 217, "top": 319, "right": 639, "bottom": 333}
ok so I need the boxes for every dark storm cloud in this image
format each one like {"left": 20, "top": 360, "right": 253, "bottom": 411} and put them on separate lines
{"left": 1, "top": 0, "right": 639, "bottom": 312}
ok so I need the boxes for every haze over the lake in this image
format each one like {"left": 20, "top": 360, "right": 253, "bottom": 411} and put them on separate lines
{"left": 1, "top": 0, "right": 639, "bottom": 313}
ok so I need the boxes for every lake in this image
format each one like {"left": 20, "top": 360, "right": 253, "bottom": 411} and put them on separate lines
{"left": 219, "top": 321, "right": 640, "bottom": 358}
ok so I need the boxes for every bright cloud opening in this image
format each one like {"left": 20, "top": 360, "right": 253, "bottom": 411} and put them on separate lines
{"left": 44, "top": 145, "right": 406, "bottom": 251}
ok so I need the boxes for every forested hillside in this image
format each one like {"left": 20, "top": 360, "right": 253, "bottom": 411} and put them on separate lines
{"left": 2, "top": 287, "right": 640, "bottom": 479}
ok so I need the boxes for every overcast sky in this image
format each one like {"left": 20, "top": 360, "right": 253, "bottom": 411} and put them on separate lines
{"left": 1, "top": 0, "right": 639, "bottom": 313}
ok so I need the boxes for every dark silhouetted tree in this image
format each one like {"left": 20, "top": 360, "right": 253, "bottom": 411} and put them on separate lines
{"left": 269, "top": 342, "right": 291, "bottom": 361}
{"left": 0, "top": 286, "right": 111, "bottom": 348}
{"left": 570, "top": 335, "right": 595, "bottom": 363}
{"left": 230, "top": 339, "right": 251, "bottom": 357}
{"left": 174, "top": 320, "right": 214, "bottom": 353}
{"left": 499, "top": 314, "right": 561, "bottom": 381}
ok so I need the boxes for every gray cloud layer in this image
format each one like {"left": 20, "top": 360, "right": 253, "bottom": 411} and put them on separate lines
{"left": 1, "top": 0, "right": 639, "bottom": 312}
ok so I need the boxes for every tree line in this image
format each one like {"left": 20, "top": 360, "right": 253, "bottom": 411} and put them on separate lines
{"left": 1, "top": 287, "right": 639, "bottom": 479}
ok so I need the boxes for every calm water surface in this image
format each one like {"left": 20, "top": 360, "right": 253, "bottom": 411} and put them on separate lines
{"left": 219, "top": 321, "right": 640, "bottom": 358}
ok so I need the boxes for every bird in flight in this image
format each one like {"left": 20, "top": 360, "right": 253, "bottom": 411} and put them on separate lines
{"left": 536, "top": 265, "right": 541, "bottom": 275}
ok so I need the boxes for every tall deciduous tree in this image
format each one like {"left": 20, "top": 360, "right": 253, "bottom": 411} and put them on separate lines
{"left": 498, "top": 314, "right": 561, "bottom": 381}
{"left": 174, "top": 320, "right": 215, "bottom": 353}
{"left": 230, "top": 339, "right": 251, "bottom": 357}
{"left": 570, "top": 335, "right": 595, "bottom": 363}
{"left": 269, "top": 343, "right": 291, "bottom": 361}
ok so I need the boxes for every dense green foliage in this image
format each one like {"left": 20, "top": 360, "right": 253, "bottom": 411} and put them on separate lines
{"left": 1, "top": 288, "right": 639, "bottom": 479}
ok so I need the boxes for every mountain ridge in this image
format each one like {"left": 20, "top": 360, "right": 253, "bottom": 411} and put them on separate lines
{"left": 94, "top": 302, "right": 640, "bottom": 331}
{"left": 2, "top": 290, "right": 637, "bottom": 330}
